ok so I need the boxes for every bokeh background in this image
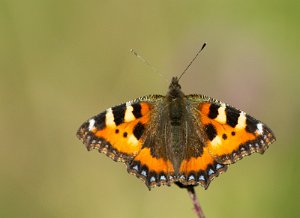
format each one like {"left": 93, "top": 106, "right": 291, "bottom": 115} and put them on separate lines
{"left": 1, "top": 1, "right": 299, "bottom": 218}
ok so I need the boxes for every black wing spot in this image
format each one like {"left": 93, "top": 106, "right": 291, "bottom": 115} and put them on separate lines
{"left": 112, "top": 103, "right": 126, "bottom": 126}
{"left": 222, "top": 133, "right": 227, "bottom": 140}
{"left": 132, "top": 103, "right": 142, "bottom": 118}
{"left": 115, "top": 129, "right": 119, "bottom": 134}
{"left": 208, "top": 103, "right": 219, "bottom": 119}
{"left": 133, "top": 122, "right": 145, "bottom": 140}
{"left": 225, "top": 106, "right": 240, "bottom": 128}
{"left": 245, "top": 115, "right": 257, "bottom": 133}
{"left": 123, "top": 132, "right": 128, "bottom": 138}
{"left": 205, "top": 124, "right": 217, "bottom": 141}
{"left": 231, "top": 131, "right": 236, "bottom": 136}
{"left": 94, "top": 112, "right": 106, "bottom": 130}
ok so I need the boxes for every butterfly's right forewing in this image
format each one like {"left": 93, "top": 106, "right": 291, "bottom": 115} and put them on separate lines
{"left": 188, "top": 95, "right": 276, "bottom": 164}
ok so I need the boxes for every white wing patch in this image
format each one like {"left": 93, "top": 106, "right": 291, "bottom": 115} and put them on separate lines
{"left": 128, "top": 134, "right": 139, "bottom": 146}
{"left": 257, "top": 123, "right": 264, "bottom": 135}
{"left": 211, "top": 135, "right": 222, "bottom": 147}
{"left": 236, "top": 111, "right": 246, "bottom": 129}
{"left": 88, "top": 119, "right": 95, "bottom": 131}
{"left": 124, "top": 105, "right": 135, "bottom": 122}
{"left": 216, "top": 103, "right": 227, "bottom": 124}
{"left": 105, "top": 108, "right": 116, "bottom": 127}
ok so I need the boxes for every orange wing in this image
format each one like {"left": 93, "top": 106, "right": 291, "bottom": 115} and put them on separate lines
{"left": 178, "top": 146, "right": 228, "bottom": 189}
{"left": 196, "top": 97, "right": 276, "bottom": 164}
{"left": 77, "top": 95, "right": 175, "bottom": 188}
{"left": 127, "top": 147, "right": 175, "bottom": 189}
{"left": 175, "top": 95, "right": 276, "bottom": 189}
{"left": 77, "top": 96, "right": 159, "bottom": 162}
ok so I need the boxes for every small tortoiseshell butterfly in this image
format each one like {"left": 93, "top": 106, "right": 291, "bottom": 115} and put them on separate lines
{"left": 76, "top": 47, "right": 276, "bottom": 190}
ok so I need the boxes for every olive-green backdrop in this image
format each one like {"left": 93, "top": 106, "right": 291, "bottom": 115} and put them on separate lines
{"left": 1, "top": 1, "right": 299, "bottom": 218}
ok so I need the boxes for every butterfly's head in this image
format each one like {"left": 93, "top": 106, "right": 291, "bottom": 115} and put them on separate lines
{"left": 168, "top": 77, "right": 183, "bottom": 98}
{"left": 169, "top": 77, "right": 181, "bottom": 91}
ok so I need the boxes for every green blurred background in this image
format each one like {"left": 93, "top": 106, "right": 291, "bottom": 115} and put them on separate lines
{"left": 1, "top": 1, "right": 299, "bottom": 217}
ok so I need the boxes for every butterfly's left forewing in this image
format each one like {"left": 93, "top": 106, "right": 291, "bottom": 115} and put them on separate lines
{"left": 76, "top": 95, "right": 163, "bottom": 162}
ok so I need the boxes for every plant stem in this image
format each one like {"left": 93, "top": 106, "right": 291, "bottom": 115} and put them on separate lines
{"left": 186, "top": 186, "right": 205, "bottom": 218}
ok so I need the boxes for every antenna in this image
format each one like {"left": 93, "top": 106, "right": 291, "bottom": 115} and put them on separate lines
{"left": 130, "top": 49, "right": 166, "bottom": 81}
{"left": 178, "top": 42, "right": 207, "bottom": 81}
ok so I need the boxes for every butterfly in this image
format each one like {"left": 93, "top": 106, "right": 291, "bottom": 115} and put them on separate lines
{"left": 76, "top": 74, "right": 276, "bottom": 190}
